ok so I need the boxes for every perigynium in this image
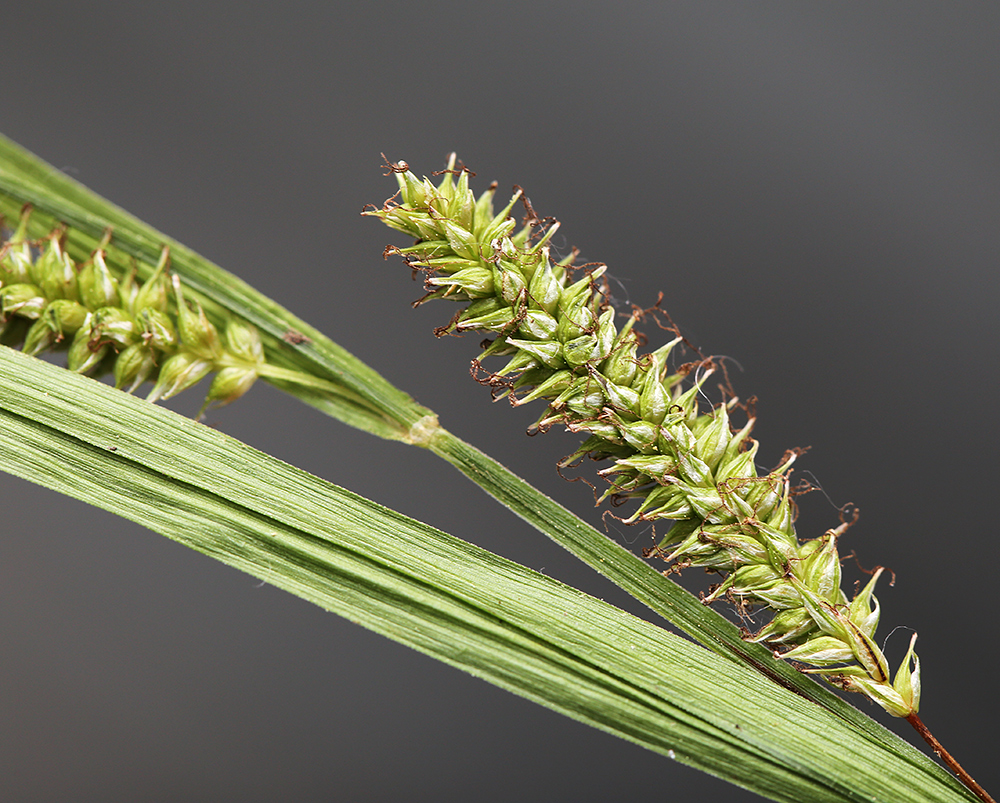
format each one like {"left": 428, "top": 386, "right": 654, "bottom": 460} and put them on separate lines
{"left": 0, "top": 206, "right": 321, "bottom": 415}
{"left": 366, "top": 155, "right": 920, "bottom": 719}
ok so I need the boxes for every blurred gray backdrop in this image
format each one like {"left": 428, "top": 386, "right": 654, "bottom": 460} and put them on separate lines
{"left": 2, "top": 2, "right": 998, "bottom": 801}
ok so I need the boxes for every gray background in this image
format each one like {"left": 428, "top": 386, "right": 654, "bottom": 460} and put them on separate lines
{"left": 2, "top": 3, "right": 998, "bottom": 801}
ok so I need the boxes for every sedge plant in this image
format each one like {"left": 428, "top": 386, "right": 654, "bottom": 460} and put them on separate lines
{"left": 0, "top": 135, "right": 992, "bottom": 803}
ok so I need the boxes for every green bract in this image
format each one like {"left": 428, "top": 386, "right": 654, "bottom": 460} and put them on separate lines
{"left": 367, "top": 155, "right": 921, "bottom": 717}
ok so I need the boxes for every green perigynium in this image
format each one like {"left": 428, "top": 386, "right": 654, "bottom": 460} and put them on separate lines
{"left": 367, "top": 155, "right": 921, "bottom": 718}
{"left": 0, "top": 208, "right": 265, "bottom": 412}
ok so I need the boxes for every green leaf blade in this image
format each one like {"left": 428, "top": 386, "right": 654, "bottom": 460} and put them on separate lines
{"left": 0, "top": 347, "right": 975, "bottom": 803}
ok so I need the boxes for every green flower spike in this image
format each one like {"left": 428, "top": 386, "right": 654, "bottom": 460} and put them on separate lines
{"left": 0, "top": 211, "right": 271, "bottom": 412}
{"left": 1, "top": 210, "right": 331, "bottom": 419}
{"left": 367, "top": 155, "right": 921, "bottom": 718}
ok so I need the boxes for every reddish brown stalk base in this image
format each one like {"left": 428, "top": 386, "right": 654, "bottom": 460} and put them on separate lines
{"left": 906, "top": 713, "right": 995, "bottom": 803}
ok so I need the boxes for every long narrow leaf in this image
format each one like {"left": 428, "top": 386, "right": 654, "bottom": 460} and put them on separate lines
{"left": 0, "top": 347, "right": 974, "bottom": 802}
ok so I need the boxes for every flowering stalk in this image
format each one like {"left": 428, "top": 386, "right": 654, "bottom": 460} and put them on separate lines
{"left": 0, "top": 207, "right": 341, "bottom": 414}
{"left": 366, "top": 155, "right": 921, "bottom": 719}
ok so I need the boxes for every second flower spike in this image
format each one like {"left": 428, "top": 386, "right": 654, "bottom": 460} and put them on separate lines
{"left": 368, "top": 155, "right": 920, "bottom": 717}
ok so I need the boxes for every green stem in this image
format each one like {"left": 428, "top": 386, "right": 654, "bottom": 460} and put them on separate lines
{"left": 252, "top": 362, "right": 373, "bottom": 405}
